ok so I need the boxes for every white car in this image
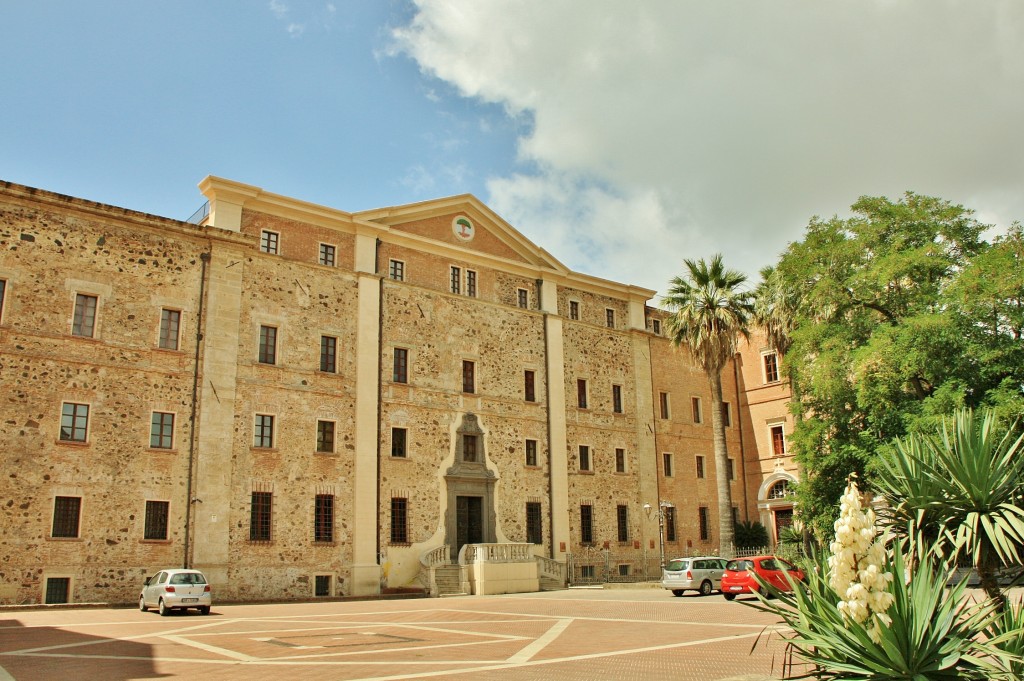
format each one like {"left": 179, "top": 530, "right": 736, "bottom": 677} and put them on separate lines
{"left": 140, "top": 569, "right": 212, "bottom": 616}
{"left": 661, "top": 556, "right": 728, "bottom": 596}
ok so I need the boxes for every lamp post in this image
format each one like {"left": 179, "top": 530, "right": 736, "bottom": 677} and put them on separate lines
{"left": 644, "top": 500, "right": 675, "bottom": 571}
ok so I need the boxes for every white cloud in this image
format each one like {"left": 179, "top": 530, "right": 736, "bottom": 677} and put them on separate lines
{"left": 269, "top": 0, "right": 288, "bottom": 19}
{"left": 392, "top": 0, "right": 1024, "bottom": 295}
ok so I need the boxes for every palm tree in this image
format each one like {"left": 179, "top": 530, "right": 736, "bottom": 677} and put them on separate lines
{"left": 752, "top": 265, "right": 797, "bottom": 357}
{"left": 664, "top": 255, "right": 754, "bottom": 556}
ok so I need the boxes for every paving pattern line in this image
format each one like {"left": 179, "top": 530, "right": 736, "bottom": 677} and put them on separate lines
{"left": 504, "top": 617, "right": 571, "bottom": 663}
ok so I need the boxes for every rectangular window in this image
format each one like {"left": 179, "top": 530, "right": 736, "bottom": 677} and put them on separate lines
{"left": 696, "top": 455, "right": 706, "bottom": 479}
{"left": 579, "top": 445, "right": 591, "bottom": 472}
{"left": 390, "top": 497, "right": 408, "bottom": 544}
{"left": 462, "top": 360, "right": 475, "bottom": 393}
{"left": 320, "top": 335, "right": 337, "bottom": 373}
{"left": 763, "top": 352, "right": 780, "bottom": 383}
{"left": 389, "top": 259, "right": 405, "bottom": 281}
{"left": 569, "top": 300, "right": 580, "bottom": 320}
{"left": 258, "top": 325, "right": 277, "bottom": 365}
{"left": 393, "top": 348, "right": 408, "bottom": 383}
{"left": 319, "top": 243, "right": 336, "bottom": 267}
{"left": 663, "top": 452, "right": 673, "bottom": 477}
{"left": 316, "top": 420, "right": 335, "bottom": 453}
{"left": 524, "top": 370, "right": 536, "bottom": 402}
{"left": 617, "top": 505, "right": 629, "bottom": 542}
{"left": 144, "top": 500, "right": 169, "bottom": 540}
{"left": 771, "top": 424, "right": 786, "bottom": 456}
{"left": 698, "top": 506, "right": 710, "bottom": 541}
{"left": 526, "top": 502, "right": 542, "bottom": 544}
{"left": 732, "top": 506, "right": 740, "bottom": 526}
{"left": 721, "top": 402, "right": 732, "bottom": 427}
{"left": 159, "top": 309, "right": 181, "bottom": 350}
{"left": 52, "top": 496, "right": 81, "bottom": 538}
{"left": 577, "top": 379, "right": 588, "bottom": 409}
{"left": 692, "top": 397, "right": 702, "bottom": 424}
{"left": 652, "top": 319, "right": 661, "bottom": 335}
{"left": 0, "top": 279, "right": 6, "bottom": 323}
{"left": 619, "top": 564, "right": 630, "bottom": 577}
{"left": 72, "top": 293, "right": 97, "bottom": 337}
{"left": 525, "top": 439, "right": 538, "bottom": 467}
{"left": 60, "top": 402, "right": 89, "bottom": 443}
{"left": 727, "top": 458, "right": 735, "bottom": 481}
{"left": 659, "top": 392, "right": 670, "bottom": 419}
{"left": 517, "top": 288, "right": 528, "bottom": 309}
{"left": 254, "top": 414, "right": 275, "bottom": 448}
{"left": 463, "top": 434, "right": 478, "bottom": 462}
{"left": 612, "top": 384, "right": 623, "bottom": 413}
{"left": 315, "top": 494, "right": 334, "bottom": 542}
{"left": 580, "top": 504, "right": 594, "bottom": 544}
{"left": 260, "top": 230, "right": 279, "bottom": 254}
{"left": 391, "top": 427, "right": 407, "bottom": 458}
{"left": 450, "top": 266, "right": 461, "bottom": 294}
{"left": 45, "top": 577, "right": 70, "bottom": 604}
{"left": 315, "top": 574, "right": 332, "bottom": 597}
{"left": 606, "top": 308, "right": 615, "bottom": 328}
{"left": 466, "top": 270, "right": 477, "bottom": 297}
{"left": 150, "top": 412, "right": 174, "bottom": 449}
{"left": 615, "top": 448, "right": 626, "bottom": 473}
{"left": 250, "top": 491, "right": 272, "bottom": 541}
{"left": 665, "top": 506, "right": 677, "bottom": 542}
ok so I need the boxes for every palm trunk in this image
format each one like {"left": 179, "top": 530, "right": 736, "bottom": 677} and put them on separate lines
{"left": 709, "top": 370, "right": 735, "bottom": 557}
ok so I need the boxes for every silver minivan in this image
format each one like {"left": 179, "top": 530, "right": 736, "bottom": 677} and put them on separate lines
{"left": 661, "top": 556, "right": 728, "bottom": 596}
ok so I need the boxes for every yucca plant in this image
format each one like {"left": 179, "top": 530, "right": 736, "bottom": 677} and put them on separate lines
{"left": 989, "top": 599, "right": 1024, "bottom": 680}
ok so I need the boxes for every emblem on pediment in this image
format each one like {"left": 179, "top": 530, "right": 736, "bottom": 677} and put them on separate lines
{"left": 452, "top": 216, "right": 475, "bottom": 242}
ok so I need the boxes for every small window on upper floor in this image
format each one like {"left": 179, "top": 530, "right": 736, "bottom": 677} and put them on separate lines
{"left": 389, "top": 259, "right": 405, "bottom": 282}
{"left": 517, "top": 288, "right": 529, "bottom": 309}
{"left": 612, "top": 384, "right": 623, "bottom": 414}
{"left": 72, "top": 293, "right": 98, "bottom": 338}
{"left": 763, "top": 351, "right": 780, "bottom": 384}
{"left": 60, "top": 402, "right": 90, "bottom": 443}
{"left": 605, "top": 308, "right": 615, "bottom": 328}
{"left": 770, "top": 424, "right": 786, "bottom": 456}
{"left": 569, "top": 300, "right": 580, "bottom": 320}
{"left": 525, "top": 439, "right": 538, "bottom": 467}
{"left": 663, "top": 452, "right": 674, "bottom": 477}
{"left": 0, "top": 278, "right": 7, "bottom": 324}
{"left": 462, "top": 360, "right": 476, "bottom": 394}
{"left": 258, "top": 325, "right": 277, "bottom": 365}
{"left": 578, "top": 445, "right": 591, "bottom": 472}
{"left": 652, "top": 319, "right": 661, "bottom": 335}
{"left": 317, "top": 420, "right": 336, "bottom": 453}
{"left": 393, "top": 348, "right": 408, "bottom": 383}
{"left": 159, "top": 309, "right": 181, "bottom": 351}
{"left": 450, "top": 266, "right": 461, "bottom": 295}
{"left": 391, "top": 427, "right": 407, "bottom": 458}
{"left": 466, "top": 270, "right": 477, "bottom": 297}
{"left": 577, "top": 379, "right": 588, "bottom": 409}
{"left": 615, "top": 447, "right": 626, "bottom": 473}
{"left": 659, "top": 392, "right": 670, "bottom": 419}
{"left": 320, "top": 335, "right": 337, "bottom": 373}
{"left": 692, "top": 397, "right": 702, "bottom": 424}
{"left": 260, "top": 230, "right": 279, "bottom": 254}
{"left": 722, "top": 401, "right": 732, "bottom": 428}
{"left": 524, "top": 370, "right": 536, "bottom": 402}
{"left": 319, "top": 243, "right": 336, "bottom": 267}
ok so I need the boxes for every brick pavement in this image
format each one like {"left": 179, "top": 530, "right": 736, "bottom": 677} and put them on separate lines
{"left": 0, "top": 589, "right": 790, "bottom": 681}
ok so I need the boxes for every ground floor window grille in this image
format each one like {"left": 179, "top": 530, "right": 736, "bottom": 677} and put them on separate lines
{"left": 45, "top": 577, "right": 70, "bottom": 604}
{"left": 315, "top": 575, "right": 331, "bottom": 597}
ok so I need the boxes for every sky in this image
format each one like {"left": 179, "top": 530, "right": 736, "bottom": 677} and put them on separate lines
{"left": 2, "top": 1, "right": 1022, "bottom": 298}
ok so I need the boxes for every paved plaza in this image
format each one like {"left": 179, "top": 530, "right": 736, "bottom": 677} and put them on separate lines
{"left": 0, "top": 588, "right": 794, "bottom": 681}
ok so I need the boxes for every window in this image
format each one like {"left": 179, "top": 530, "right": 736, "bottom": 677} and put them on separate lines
{"left": 569, "top": 300, "right": 580, "bottom": 320}
{"left": 315, "top": 575, "right": 332, "bottom": 597}
{"left": 696, "top": 455, "right": 706, "bottom": 479}
{"left": 580, "top": 504, "right": 594, "bottom": 544}
{"left": 698, "top": 506, "right": 710, "bottom": 541}
{"left": 391, "top": 427, "right": 407, "bottom": 458}
{"left": 618, "top": 564, "right": 630, "bottom": 577}
{"left": 320, "top": 336, "right": 337, "bottom": 373}
{"left": 692, "top": 397, "right": 702, "bottom": 424}
{"left": 577, "top": 379, "right": 588, "bottom": 409}
{"left": 250, "top": 492, "right": 272, "bottom": 541}
{"left": 763, "top": 352, "right": 780, "bottom": 383}
{"left": 612, "top": 384, "right": 623, "bottom": 413}
{"left": 732, "top": 506, "right": 740, "bottom": 526}
{"left": 771, "top": 424, "right": 786, "bottom": 456}
{"left": 466, "top": 270, "right": 477, "bottom": 297}
{"left": 722, "top": 402, "right": 732, "bottom": 427}
{"left": 526, "top": 502, "right": 542, "bottom": 544}
{"left": 390, "top": 497, "right": 408, "bottom": 544}
{"left": 525, "top": 439, "right": 538, "bottom": 467}
{"left": 159, "top": 309, "right": 181, "bottom": 350}
{"left": 60, "top": 402, "right": 89, "bottom": 443}
{"left": 393, "top": 348, "right": 408, "bottom": 383}
{"left": 652, "top": 319, "right": 661, "bottom": 335}
{"left": 517, "top": 288, "right": 529, "bottom": 309}
{"left": 768, "top": 480, "right": 793, "bottom": 499}
{"left": 315, "top": 494, "right": 334, "bottom": 542}
{"left": 254, "top": 414, "right": 275, "bottom": 448}
{"left": 450, "top": 266, "right": 461, "bottom": 294}
{"left": 659, "top": 392, "right": 670, "bottom": 419}
{"left": 579, "top": 445, "right": 591, "bottom": 472}
{"left": 389, "top": 259, "right": 405, "bottom": 281}
{"left": 0, "top": 278, "right": 6, "bottom": 323}
{"left": 144, "top": 500, "right": 169, "bottom": 540}
{"left": 615, "top": 448, "right": 626, "bottom": 473}
{"left": 52, "top": 496, "right": 81, "bottom": 538}
{"left": 316, "top": 420, "right": 335, "bottom": 453}
{"left": 617, "top": 505, "right": 629, "bottom": 542}
{"left": 150, "top": 412, "right": 174, "bottom": 449}
{"left": 727, "top": 458, "right": 735, "bottom": 481}
{"left": 665, "top": 506, "right": 677, "bottom": 542}
{"left": 258, "top": 325, "right": 277, "bottom": 365}
{"left": 45, "top": 577, "right": 70, "bottom": 604}
{"left": 319, "top": 243, "right": 336, "bottom": 267}
{"left": 463, "top": 434, "right": 478, "bottom": 462}
{"left": 580, "top": 565, "right": 595, "bottom": 579}
{"left": 606, "top": 308, "right": 615, "bottom": 328}
{"left": 663, "top": 452, "right": 673, "bottom": 477}
{"left": 462, "top": 360, "right": 475, "bottom": 393}
{"left": 524, "top": 370, "right": 536, "bottom": 402}
{"left": 259, "top": 230, "right": 279, "bottom": 254}
{"left": 72, "top": 293, "right": 97, "bottom": 337}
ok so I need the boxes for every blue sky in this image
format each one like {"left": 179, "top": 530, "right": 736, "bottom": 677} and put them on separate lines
{"left": 3, "top": 1, "right": 1023, "bottom": 296}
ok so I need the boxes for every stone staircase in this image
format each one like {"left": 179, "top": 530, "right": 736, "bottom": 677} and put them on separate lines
{"left": 433, "top": 564, "right": 469, "bottom": 597}
{"left": 539, "top": 575, "right": 565, "bottom": 591}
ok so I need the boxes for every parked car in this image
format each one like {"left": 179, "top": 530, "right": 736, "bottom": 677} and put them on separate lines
{"left": 720, "top": 556, "right": 804, "bottom": 600}
{"left": 661, "top": 556, "right": 729, "bottom": 596}
{"left": 140, "top": 569, "right": 212, "bottom": 616}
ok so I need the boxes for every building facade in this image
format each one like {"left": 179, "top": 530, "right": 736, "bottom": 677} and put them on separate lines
{"left": 0, "top": 177, "right": 797, "bottom": 605}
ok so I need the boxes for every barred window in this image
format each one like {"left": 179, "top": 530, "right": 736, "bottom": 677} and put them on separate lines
{"left": 616, "top": 505, "right": 629, "bottom": 542}
{"left": 144, "top": 500, "right": 169, "bottom": 540}
{"left": 526, "top": 502, "right": 542, "bottom": 544}
{"left": 45, "top": 577, "right": 70, "bottom": 604}
{"left": 665, "top": 506, "right": 677, "bottom": 542}
{"left": 52, "top": 496, "right": 81, "bottom": 538}
{"left": 390, "top": 497, "right": 408, "bottom": 544}
{"left": 150, "top": 412, "right": 174, "bottom": 449}
{"left": 450, "top": 266, "right": 461, "bottom": 294}
{"left": 258, "top": 326, "right": 277, "bottom": 365}
{"left": 254, "top": 414, "right": 275, "bottom": 448}
{"left": 159, "top": 309, "right": 181, "bottom": 350}
{"left": 316, "top": 420, "right": 335, "bottom": 453}
{"left": 60, "top": 402, "right": 89, "bottom": 442}
{"left": 319, "top": 243, "right": 336, "bottom": 267}
{"left": 698, "top": 506, "right": 710, "bottom": 541}
{"left": 250, "top": 491, "right": 272, "bottom": 541}
{"left": 606, "top": 308, "right": 615, "bottom": 328}
{"left": 569, "top": 300, "right": 579, "bottom": 320}
{"left": 314, "top": 494, "right": 334, "bottom": 542}
{"left": 315, "top": 574, "right": 332, "bottom": 596}
{"left": 72, "top": 293, "right": 97, "bottom": 337}
{"left": 580, "top": 504, "right": 594, "bottom": 544}
{"left": 466, "top": 270, "right": 477, "bottom": 297}
{"left": 320, "top": 336, "right": 337, "bottom": 373}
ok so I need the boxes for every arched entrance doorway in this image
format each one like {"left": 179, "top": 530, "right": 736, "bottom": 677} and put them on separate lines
{"left": 757, "top": 472, "right": 797, "bottom": 544}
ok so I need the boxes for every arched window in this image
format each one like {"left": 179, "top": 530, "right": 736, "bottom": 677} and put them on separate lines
{"left": 768, "top": 480, "right": 792, "bottom": 500}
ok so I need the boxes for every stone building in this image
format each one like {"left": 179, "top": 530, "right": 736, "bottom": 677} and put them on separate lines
{"left": 0, "top": 177, "right": 796, "bottom": 605}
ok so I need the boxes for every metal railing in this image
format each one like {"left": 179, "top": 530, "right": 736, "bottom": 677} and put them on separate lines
{"left": 187, "top": 201, "right": 210, "bottom": 225}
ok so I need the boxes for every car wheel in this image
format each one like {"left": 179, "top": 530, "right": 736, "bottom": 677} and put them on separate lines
{"left": 139, "top": 596, "right": 148, "bottom": 612}
{"left": 199, "top": 606, "right": 210, "bottom": 615}
{"left": 158, "top": 599, "right": 171, "bottom": 616}
{"left": 699, "top": 580, "right": 713, "bottom": 596}
{"left": 671, "top": 590, "right": 684, "bottom": 597}
{"left": 723, "top": 593, "right": 736, "bottom": 601}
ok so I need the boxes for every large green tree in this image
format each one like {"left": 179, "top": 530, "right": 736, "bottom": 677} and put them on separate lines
{"left": 664, "top": 255, "right": 754, "bottom": 555}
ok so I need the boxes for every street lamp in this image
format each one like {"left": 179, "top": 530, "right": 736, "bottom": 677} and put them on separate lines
{"left": 644, "top": 500, "right": 675, "bottom": 571}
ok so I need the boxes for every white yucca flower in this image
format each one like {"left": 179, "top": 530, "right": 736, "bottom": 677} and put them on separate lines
{"left": 827, "top": 475, "right": 895, "bottom": 643}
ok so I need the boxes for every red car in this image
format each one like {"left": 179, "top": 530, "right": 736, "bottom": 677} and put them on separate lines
{"left": 720, "top": 556, "right": 805, "bottom": 600}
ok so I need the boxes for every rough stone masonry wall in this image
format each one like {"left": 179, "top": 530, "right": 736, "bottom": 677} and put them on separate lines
{"left": 0, "top": 191, "right": 208, "bottom": 604}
